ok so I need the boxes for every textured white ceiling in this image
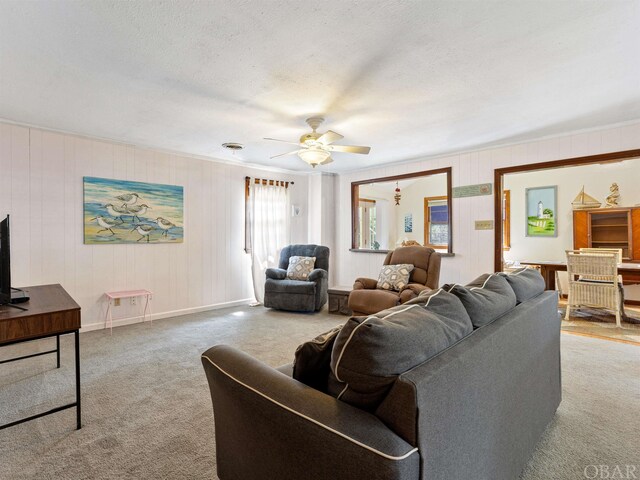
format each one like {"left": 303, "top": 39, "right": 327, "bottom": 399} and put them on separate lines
{"left": 1, "top": 1, "right": 639, "bottom": 172}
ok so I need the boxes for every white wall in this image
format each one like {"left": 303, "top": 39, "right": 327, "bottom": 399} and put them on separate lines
{"left": 504, "top": 158, "right": 640, "bottom": 263}
{"left": 307, "top": 172, "right": 337, "bottom": 285}
{"left": 334, "top": 121, "right": 640, "bottom": 287}
{"left": 307, "top": 174, "right": 322, "bottom": 244}
{"left": 0, "top": 122, "right": 309, "bottom": 329}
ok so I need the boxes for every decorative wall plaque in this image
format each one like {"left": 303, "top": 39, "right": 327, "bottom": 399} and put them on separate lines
{"left": 452, "top": 183, "right": 492, "bottom": 198}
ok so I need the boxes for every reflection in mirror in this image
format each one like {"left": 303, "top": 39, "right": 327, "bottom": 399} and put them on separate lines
{"left": 352, "top": 168, "right": 452, "bottom": 253}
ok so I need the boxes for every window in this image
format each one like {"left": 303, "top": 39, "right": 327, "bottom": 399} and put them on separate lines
{"left": 424, "top": 196, "right": 449, "bottom": 249}
{"left": 244, "top": 176, "right": 292, "bottom": 253}
{"left": 503, "top": 190, "right": 511, "bottom": 250}
{"left": 357, "top": 198, "right": 377, "bottom": 249}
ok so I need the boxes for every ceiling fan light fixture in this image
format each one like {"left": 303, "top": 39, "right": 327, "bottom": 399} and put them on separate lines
{"left": 264, "top": 116, "right": 370, "bottom": 168}
{"left": 298, "top": 148, "right": 330, "bottom": 168}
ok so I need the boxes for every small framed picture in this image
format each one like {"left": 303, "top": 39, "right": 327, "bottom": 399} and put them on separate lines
{"left": 404, "top": 213, "right": 413, "bottom": 233}
{"left": 525, "top": 186, "right": 557, "bottom": 237}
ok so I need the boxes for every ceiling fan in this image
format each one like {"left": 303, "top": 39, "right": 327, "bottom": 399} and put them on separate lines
{"left": 265, "top": 117, "right": 371, "bottom": 168}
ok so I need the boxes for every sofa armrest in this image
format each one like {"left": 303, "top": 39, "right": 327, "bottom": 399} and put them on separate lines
{"left": 354, "top": 277, "right": 378, "bottom": 290}
{"left": 308, "top": 268, "right": 327, "bottom": 282}
{"left": 201, "top": 345, "right": 419, "bottom": 480}
{"left": 266, "top": 267, "right": 287, "bottom": 280}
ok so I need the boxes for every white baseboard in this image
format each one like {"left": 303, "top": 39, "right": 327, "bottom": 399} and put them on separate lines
{"left": 80, "top": 298, "right": 255, "bottom": 332}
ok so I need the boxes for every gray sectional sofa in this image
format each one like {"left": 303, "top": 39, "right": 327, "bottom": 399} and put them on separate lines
{"left": 202, "top": 269, "right": 561, "bottom": 480}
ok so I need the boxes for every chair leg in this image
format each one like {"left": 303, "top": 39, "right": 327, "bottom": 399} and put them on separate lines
{"left": 612, "top": 285, "right": 623, "bottom": 328}
{"left": 564, "top": 298, "right": 571, "bottom": 321}
{"left": 618, "top": 284, "right": 629, "bottom": 323}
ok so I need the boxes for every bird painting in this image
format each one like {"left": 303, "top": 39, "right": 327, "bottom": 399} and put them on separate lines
{"left": 84, "top": 177, "right": 183, "bottom": 244}
{"left": 116, "top": 192, "right": 141, "bottom": 208}
{"left": 131, "top": 224, "right": 155, "bottom": 242}
{"left": 103, "top": 203, "right": 129, "bottom": 221}
{"left": 91, "top": 215, "right": 122, "bottom": 235}
{"left": 155, "top": 217, "right": 176, "bottom": 237}
{"left": 126, "top": 204, "right": 151, "bottom": 222}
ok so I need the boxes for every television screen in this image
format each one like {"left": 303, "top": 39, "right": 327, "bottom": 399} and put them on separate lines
{"left": 0, "top": 215, "right": 10, "bottom": 304}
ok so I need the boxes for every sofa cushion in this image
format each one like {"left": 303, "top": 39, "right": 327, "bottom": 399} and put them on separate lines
{"left": 264, "top": 278, "right": 315, "bottom": 294}
{"left": 444, "top": 274, "right": 516, "bottom": 328}
{"left": 498, "top": 268, "right": 546, "bottom": 303}
{"left": 377, "top": 264, "right": 414, "bottom": 291}
{"left": 292, "top": 326, "right": 342, "bottom": 391}
{"left": 327, "top": 289, "right": 473, "bottom": 411}
{"left": 286, "top": 255, "right": 316, "bottom": 280}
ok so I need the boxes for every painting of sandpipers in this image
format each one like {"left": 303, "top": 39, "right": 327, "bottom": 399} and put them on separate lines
{"left": 84, "top": 177, "right": 184, "bottom": 244}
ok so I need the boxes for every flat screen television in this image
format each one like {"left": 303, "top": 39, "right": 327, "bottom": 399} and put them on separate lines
{"left": 0, "top": 215, "right": 11, "bottom": 305}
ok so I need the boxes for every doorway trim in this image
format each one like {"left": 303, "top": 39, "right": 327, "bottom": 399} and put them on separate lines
{"left": 493, "top": 149, "right": 640, "bottom": 272}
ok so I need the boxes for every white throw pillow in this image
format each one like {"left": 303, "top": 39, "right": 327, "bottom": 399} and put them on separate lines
{"left": 377, "top": 264, "right": 414, "bottom": 291}
{"left": 287, "top": 256, "right": 316, "bottom": 280}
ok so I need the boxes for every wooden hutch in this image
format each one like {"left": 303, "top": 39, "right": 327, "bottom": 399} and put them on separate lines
{"left": 573, "top": 207, "right": 640, "bottom": 262}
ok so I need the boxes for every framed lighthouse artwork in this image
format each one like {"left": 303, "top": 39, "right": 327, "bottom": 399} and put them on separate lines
{"left": 83, "top": 177, "right": 184, "bottom": 244}
{"left": 525, "top": 185, "right": 557, "bottom": 237}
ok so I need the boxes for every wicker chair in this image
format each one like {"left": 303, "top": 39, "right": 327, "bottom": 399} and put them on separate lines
{"left": 579, "top": 247, "right": 622, "bottom": 263}
{"left": 565, "top": 250, "right": 623, "bottom": 327}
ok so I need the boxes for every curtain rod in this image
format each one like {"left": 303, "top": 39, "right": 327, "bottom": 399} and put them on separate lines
{"left": 245, "top": 176, "right": 294, "bottom": 187}
{"left": 245, "top": 176, "right": 294, "bottom": 198}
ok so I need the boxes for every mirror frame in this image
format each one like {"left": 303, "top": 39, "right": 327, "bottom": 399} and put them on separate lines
{"left": 351, "top": 167, "right": 453, "bottom": 253}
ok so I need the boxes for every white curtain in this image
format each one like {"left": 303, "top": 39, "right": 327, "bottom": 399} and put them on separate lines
{"left": 249, "top": 181, "right": 290, "bottom": 303}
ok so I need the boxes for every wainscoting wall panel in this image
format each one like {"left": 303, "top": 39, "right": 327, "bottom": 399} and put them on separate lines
{"left": 0, "top": 122, "right": 309, "bottom": 329}
{"left": 334, "top": 121, "right": 640, "bottom": 287}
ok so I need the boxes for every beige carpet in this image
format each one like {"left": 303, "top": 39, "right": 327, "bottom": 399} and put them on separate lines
{"left": 0, "top": 306, "right": 638, "bottom": 479}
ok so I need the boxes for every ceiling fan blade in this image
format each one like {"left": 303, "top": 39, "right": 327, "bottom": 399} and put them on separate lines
{"left": 327, "top": 144, "right": 371, "bottom": 154}
{"left": 270, "top": 149, "right": 302, "bottom": 159}
{"left": 317, "top": 130, "right": 344, "bottom": 145}
{"left": 320, "top": 156, "right": 334, "bottom": 165}
{"left": 264, "top": 137, "right": 302, "bottom": 146}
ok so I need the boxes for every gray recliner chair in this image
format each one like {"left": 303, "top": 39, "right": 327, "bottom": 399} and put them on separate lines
{"left": 264, "top": 244, "right": 330, "bottom": 312}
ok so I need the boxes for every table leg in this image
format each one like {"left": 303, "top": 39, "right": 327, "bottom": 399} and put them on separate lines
{"left": 105, "top": 300, "right": 111, "bottom": 333}
{"left": 619, "top": 284, "right": 629, "bottom": 322}
{"left": 143, "top": 294, "right": 151, "bottom": 324}
{"left": 56, "top": 334, "right": 60, "bottom": 368}
{"left": 75, "top": 330, "right": 81, "bottom": 430}
{"left": 539, "top": 265, "right": 557, "bottom": 291}
{"left": 108, "top": 299, "right": 113, "bottom": 335}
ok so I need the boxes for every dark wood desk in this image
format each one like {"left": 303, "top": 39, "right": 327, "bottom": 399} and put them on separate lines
{"left": 520, "top": 261, "right": 640, "bottom": 304}
{"left": 0, "top": 284, "right": 81, "bottom": 430}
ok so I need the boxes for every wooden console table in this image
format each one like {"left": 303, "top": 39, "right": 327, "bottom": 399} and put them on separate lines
{"left": 0, "top": 284, "right": 81, "bottom": 430}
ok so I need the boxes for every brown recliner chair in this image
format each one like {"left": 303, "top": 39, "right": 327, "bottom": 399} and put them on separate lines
{"left": 348, "top": 246, "right": 441, "bottom": 316}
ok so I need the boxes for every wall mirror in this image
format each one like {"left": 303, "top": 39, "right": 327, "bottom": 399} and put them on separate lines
{"left": 351, "top": 167, "right": 452, "bottom": 253}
